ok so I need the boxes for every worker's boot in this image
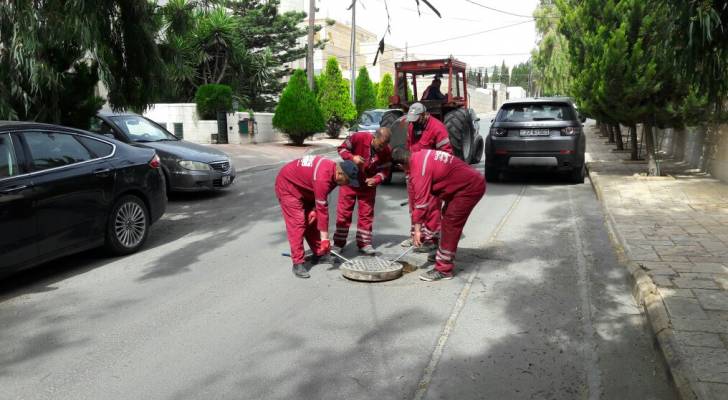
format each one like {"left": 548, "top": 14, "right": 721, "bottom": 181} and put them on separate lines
{"left": 310, "top": 253, "right": 332, "bottom": 265}
{"left": 414, "top": 241, "right": 437, "bottom": 253}
{"left": 359, "top": 245, "right": 378, "bottom": 256}
{"left": 400, "top": 238, "right": 413, "bottom": 247}
{"left": 292, "top": 264, "right": 310, "bottom": 278}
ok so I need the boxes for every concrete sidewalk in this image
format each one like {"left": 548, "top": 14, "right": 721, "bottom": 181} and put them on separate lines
{"left": 585, "top": 123, "right": 728, "bottom": 400}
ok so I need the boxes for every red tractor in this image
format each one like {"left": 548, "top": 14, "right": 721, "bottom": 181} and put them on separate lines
{"left": 381, "top": 57, "right": 484, "bottom": 165}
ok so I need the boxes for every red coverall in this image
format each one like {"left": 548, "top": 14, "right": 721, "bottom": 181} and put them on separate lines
{"left": 406, "top": 116, "right": 453, "bottom": 243}
{"left": 334, "top": 132, "right": 392, "bottom": 248}
{"left": 410, "top": 150, "right": 486, "bottom": 274}
{"left": 275, "top": 155, "right": 337, "bottom": 265}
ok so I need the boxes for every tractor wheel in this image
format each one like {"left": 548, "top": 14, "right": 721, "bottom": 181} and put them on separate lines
{"left": 444, "top": 108, "right": 474, "bottom": 162}
{"left": 471, "top": 135, "right": 484, "bottom": 164}
{"left": 380, "top": 110, "right": 404, "bottom": 129}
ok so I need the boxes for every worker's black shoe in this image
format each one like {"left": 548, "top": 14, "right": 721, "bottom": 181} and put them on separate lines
{"left": 310, "top": 254, "right": 332, "bottom": 265}
{"left": 427, "top": 251, "right": 437, "bottom": 262}
{"left": 292, "top": 264, "right": 310, "bottom": 278}
{"left": 419, "top": 268, "right": 453, "bottom": 282}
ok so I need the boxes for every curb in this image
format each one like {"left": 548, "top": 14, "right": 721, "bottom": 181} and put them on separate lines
{"left": 587, "top": 163, "right": 711, "bottom": 400}
{"left": 305, "top": 144, "right": 338, "bottom": 156}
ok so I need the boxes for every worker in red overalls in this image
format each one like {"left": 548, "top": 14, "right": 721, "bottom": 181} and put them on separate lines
{"left": 393, "top": 148, "right": 485, "bottom": 281}
{"left": 403, "top": 102, "right": 453, "bottom": 253}
{"left": 333, "top": 127, "right": 393, "bottom": 255}
{"left": 275, "top": 156, "right": 360, "bottom": 278}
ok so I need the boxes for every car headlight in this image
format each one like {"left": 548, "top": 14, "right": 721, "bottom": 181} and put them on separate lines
{"left": 178, "top": 160, "right": 211, "bottom": 171}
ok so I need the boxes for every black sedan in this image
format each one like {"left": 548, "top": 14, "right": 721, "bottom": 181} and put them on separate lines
{"left": 0, "top": 122, "right": 166, "bottom": 277}
{"left": 92, "top": 112, "right": 236, "bottom": 192}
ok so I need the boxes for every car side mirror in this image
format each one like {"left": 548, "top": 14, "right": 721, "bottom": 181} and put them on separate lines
{"left": 475, "top": 117, "right": 481, "bottom": 122}
{"left": 579, "top": 114, "right": 587, "bottom": 123}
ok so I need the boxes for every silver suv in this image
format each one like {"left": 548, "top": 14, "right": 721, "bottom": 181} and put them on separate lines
{"left": 485, "top": 98, "right": 586, "bottom": 183}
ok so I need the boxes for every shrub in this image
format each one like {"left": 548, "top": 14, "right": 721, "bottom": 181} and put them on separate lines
{"left": 355, "top": 67, "right": 376, "bottom": 116}
{"left": 195, "top": 84, "right": 233, "bottom": 119}
{"left": 317, "top": 57, "right": 356, "bottom": 138}
{"left": 272, "top": 69, "right": 325, "bottom": 145}
{"left": 376, "top": 73, "right": 394, "bottom": 108}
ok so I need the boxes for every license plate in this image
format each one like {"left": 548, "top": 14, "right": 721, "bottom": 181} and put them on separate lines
{"left": 221, "top": 175, "right": 231, "bottom": 186}
{"left": 520, "top": 129, "right": 551, "bottom": 136}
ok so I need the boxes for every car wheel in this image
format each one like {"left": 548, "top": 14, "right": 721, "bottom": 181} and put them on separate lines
{"left": 470, "top": 136, "right": 484, "bottom": 164}
{"left": 105, "top": 194, "right": 150, "bottom": 255}
{"left": 380, "top": 110, "right": 404, "bottom": 129}
{"left": 485, "top": 166, "right": 500, "bottom": 182}
{"left": 570, "top": 164, "right": 586, "bottom": 184}
{"left": 444, "top": 108, "right": 474, "bottom": 162}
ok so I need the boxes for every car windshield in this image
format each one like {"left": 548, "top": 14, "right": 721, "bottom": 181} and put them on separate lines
{"left": 110, "top": 115, "right": 178, "bottom": 142}
{"left": 360, "top": 111, "right": 384, "bottom": 125}
{"left": 497, "top": 102, "right": 577, "bottom": 122}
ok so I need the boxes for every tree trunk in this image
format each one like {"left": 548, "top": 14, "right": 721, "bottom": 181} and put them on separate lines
{"left": 644, "top": 123, "right": 660, "bottom": 176}
{"left": 613, "top": 124, "right": 624, "bottom": 150}
{"left": 673, "top": 127, "right": 686, "bottom": 162}
{"left": 598, "top": 121, "right": 609, "bottom": 137}
{"left": 607, "top": 124, "right": 615, "bottom": 143}
{"left": 630, "top": 124, "right": 639, "bottom": 160}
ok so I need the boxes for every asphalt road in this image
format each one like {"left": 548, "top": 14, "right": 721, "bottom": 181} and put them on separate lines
{"left": 0, "top": 141, "right": 677, "bottom": 399}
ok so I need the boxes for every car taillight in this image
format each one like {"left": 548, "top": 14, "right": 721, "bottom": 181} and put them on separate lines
{"left": 149, "top": 154, "right": 161, "bottom": 169}
{"left": 561, "top": 127, "right": 582, "bottom": 136}
{"left": 489, "top": 127, "right": 508, "bottom": 137}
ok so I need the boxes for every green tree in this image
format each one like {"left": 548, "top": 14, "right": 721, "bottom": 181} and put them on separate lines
{"left": 272, "top": 69, "right": 325, "bottom": 145}
{"left": 376, "top": 73, "right": 394, "bottom": 108}
{"left": 499, "top": 61, "right": 510, "bottom": 85}
{"left": 317, "top": 57, "right": 357, "bottom": 138}
{"left": 0, "top": 0, "right": 163, "bottom": 124}
{"left": 195, "top": 84, "right": 233, "bottom": 119}
{"left": 532, "top": 0, "right": 571, "bottom": 96}
{"left": 491, "top": 65, "right": 500, "bottom": 83}
{"left": 158, "top": 0, "right": 324, "bottom": 111}
{"left": 355, "top": 67, "right": 377, "bottom": 116}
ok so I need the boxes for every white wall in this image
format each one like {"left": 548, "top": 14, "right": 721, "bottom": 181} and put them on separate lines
{"left": 143, "top": 104, "right": 285, "bottom": 144}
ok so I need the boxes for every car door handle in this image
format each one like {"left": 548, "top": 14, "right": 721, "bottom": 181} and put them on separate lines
{"left": 93, "top": 168, "right": 112, "bottom": 176}
{"left": 0, "top": 185, "right": 30, "bottom": 194}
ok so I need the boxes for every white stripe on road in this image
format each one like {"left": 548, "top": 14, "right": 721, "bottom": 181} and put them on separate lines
{"left": 413, "top": 184, "right": 527, "bottom": 400}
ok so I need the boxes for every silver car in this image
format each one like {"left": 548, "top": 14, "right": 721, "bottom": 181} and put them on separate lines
{"left": 92, "top": 112, "right": 236, "bottom": 192}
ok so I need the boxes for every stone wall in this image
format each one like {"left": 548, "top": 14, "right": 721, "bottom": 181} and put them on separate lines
{"left": 706, "top": 123, "right": 728, "bottom": 183}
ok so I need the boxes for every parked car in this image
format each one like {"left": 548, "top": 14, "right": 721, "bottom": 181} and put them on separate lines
{"left": 0, "top": 122, "right": 166, "bottom": 277}
{"left": 349, "top": 109, "right": 388, "bottom": 133}
{"left": 91, "top": 112, "right": 236, "bottom": 192}
{"left": 485, "top": 97, "right": 586, "bottom": 183}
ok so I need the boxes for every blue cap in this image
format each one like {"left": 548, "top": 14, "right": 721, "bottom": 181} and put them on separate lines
{"left": 339, "top": 160, "right": 360, "bottom": 187}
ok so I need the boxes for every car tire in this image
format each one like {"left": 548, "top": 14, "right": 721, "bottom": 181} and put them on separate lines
{"left": 105, "top": 194, "right": 150, "bottom": 256}
{"left": 444, "top": 108, "right": 474, "bottom": 162}
{"left": 570, "top": 164, "right": 586, "bottom": 184}
{"left": 470, "top": 135, "right": 484, "bottom": 164}
{"left": 380, "top": 110, "right": 404, "bottom": 129}
{"left": 485, "top": 165, "right": 500, "bottom": 182}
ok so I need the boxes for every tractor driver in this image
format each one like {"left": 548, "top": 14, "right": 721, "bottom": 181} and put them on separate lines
{"left": 421, "top": 78, "right": 446, "bottom": 101}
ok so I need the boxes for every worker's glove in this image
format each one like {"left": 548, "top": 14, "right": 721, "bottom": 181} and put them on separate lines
{"left": 319, "top": 239, "right": 331, "bottom": 255}
{"left": 306, "top": 210, "right": 317, "bottom": 225}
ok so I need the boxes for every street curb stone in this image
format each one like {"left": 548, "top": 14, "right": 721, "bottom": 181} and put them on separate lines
{"left": 587, "top": 166, "right": 713, "bottom": 400}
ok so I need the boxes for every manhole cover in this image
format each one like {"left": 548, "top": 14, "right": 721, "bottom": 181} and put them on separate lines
{"left": 340, "top": 257, "right": 404, "bottom": 282}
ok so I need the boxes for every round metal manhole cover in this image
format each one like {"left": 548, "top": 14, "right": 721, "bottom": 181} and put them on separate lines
{"left": 340, "top": 257, "right": 404, "bottom": 282}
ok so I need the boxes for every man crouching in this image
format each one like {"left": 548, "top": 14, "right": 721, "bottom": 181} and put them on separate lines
{"left": 275, "top": 155, "right": 359, "bottom": 278}
{"left": 392, "top": 148, "right": 486, "bottom": 281}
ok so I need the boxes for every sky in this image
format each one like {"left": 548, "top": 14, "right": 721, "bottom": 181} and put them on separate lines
{"left": 316, "top": 0, "right": 540, "bottom": 70}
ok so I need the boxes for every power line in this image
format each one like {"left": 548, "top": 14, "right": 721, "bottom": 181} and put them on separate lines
{"left": 463, "top": 0, "right": 559, "bottom": 19}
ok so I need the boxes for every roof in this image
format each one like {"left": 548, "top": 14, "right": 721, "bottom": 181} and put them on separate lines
{"left": 97, "top": 110, "right": 140, "bottom": 117}
{"left": 503, "top": 97, "right": 575, "bottom": 105}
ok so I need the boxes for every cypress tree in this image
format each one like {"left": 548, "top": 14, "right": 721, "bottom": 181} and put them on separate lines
{"left": 272, "top": 69, "right": 325, "bottom": 145}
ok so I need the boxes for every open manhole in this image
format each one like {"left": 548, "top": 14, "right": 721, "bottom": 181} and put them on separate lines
{"left": 340, "top": 257, "right": 408, "bottom": 282}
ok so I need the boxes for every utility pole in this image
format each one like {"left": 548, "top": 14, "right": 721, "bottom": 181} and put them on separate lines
{"left": 349, "top": 1, "right": 357, "bottom": 103}
{"left": 405, "top": 42, "right": 408, "bottom": 61}
{"left": 306, "top": 0, "right": 316, "bottom": 90}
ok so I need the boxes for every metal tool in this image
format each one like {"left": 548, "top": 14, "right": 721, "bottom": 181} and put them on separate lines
{"left": 399, "top": 200, "right": 409, "bottom": 206}
{"left": 330, "top": 250, "right": 352, "bottom": 264}
{"left": 282, "top": 250, "right": 352, "bottom": 264}
{"left": 389, "top": 245, "right": 414, "bottom": 265}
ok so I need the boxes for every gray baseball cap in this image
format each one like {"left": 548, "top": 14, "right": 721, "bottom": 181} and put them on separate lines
{"left": 406, "top": 102, "right": 426, "bottom": 122}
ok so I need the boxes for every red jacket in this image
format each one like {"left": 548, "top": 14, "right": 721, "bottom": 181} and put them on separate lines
{"left": 407, "top": 115, "right": 453, "bottom": 154}
{"left": 409, "top": 150, "right": 484, "bottom": 224}
{"left": 338, "top": 132, "right": 393, "bottom": 186}
{"left": 275, "top": 156, "right": 337, "bottom": 231}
